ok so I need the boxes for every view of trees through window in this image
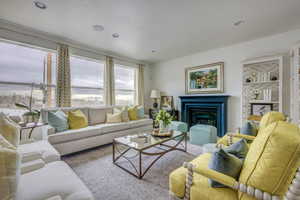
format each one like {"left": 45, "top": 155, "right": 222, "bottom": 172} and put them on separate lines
{"left": 0, "top": 41, "right": 56, "bottom": 114}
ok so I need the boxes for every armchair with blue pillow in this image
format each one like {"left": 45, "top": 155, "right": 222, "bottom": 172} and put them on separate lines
{"left": 169, "top": 112, "right": 300, "bottom": 200}
{"left": 217, "top": 111, "right": 286, "bottom": 147}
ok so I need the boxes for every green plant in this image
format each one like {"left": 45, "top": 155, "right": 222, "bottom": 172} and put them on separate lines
{"left": 15, "top": 83, "right": 40, "bottom": 119}
{"left": 155, "top": 110, "right": 173, "bottom": 127}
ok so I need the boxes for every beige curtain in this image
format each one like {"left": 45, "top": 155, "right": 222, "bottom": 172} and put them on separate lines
{"left": 56, "top": 44, "right": 71, "bottom": 107}
{"left": 136, "top": 64, "right": 145, "bottom": 106}
{"left": 104, "top": 56, "right": 115, "bottom": 105}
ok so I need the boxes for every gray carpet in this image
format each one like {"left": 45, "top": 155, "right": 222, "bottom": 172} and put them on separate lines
{"left": 63, "top": 142, "right": 202, "bottom": 200}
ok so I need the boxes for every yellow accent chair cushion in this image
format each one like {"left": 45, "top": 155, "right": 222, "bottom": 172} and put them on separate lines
{"left": 128, "top": 106, "right": 138, "bottom": 121}
{"left": 68, "top": 110, "right": 88, "bottom": 130}
{"left": 238, "top": 121, "right": 300, "bottom": 199}
{"left": 258, "top": 111, "right": 285, "bottom": 130}
{"left": 170, "top": 121, "right": 300, "bottom": 200}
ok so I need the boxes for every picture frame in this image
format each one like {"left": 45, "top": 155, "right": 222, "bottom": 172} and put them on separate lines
{"left": 185, "top": 62, "right": 224, "bottom": 94}
{"left": 250, "top": 103, "right": 273, "bottom": 116}
{"left": 160, "top": 96, "right": 174, "bottom": 110}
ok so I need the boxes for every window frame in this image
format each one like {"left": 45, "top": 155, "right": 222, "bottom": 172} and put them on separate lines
{"left": 0, "top": 38, "right": 57, "bottom": 107}
{"left": 70, "top": 54, "right": 105, "bottom": 106}
{"left": 113, "top": 62, "right": 138, "bottom": 106}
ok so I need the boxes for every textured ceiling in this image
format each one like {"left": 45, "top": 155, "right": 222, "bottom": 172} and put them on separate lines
{"left": 1, "top": 0, "right": 300, "bottom": 63}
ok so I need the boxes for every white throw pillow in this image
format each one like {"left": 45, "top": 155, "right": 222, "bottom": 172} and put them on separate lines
{"left": 106, "top": 112, "right": 122, "bottom": 123}
{"left": 113, "top": 106, "right": 130, "bottom": 122}
{"left": 0, "top": 112, "right": 20, "bottom": 147}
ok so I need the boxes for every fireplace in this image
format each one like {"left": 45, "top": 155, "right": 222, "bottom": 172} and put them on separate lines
{"left": 179, "top": 95, "right": 230, "bottom": 137}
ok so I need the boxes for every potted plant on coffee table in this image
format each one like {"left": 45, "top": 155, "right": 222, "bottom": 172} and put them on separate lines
{"left": 155, "top": 110, "right": 173, "bottom": 133}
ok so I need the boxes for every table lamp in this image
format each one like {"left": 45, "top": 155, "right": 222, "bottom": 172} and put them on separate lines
{"left": 150, "top": 90, "right": 160, "bottom": 109}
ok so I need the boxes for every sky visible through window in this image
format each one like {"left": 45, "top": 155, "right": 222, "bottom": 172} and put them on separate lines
{"left": 0, "top": 41, "right": 137, "bottom": 112}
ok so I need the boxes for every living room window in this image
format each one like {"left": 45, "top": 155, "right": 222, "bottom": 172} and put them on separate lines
{"left": 114, "top": 63, "right": 137, "bottom": 105}
{"left": 70, "top": 55, "right": 104, "bottom": 106}
{"left": 0, "top": 40, "right": 57, "bottom": 114}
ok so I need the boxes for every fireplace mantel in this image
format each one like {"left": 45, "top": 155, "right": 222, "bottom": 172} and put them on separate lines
{"left": 179, "top": 95, "right": 230, "bottom": 137}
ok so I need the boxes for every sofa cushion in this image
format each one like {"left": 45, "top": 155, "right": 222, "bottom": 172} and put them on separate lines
{"left": 21, "top": 159, "right": 45, "bottom": 174}
{"left": 0, "top": 135, "right": 20, "bottom": 200}
{"left": 239, "top": 121, "right": 300, "bottom": 199}
{"left": 48, "top": 126, "right": 103, "bottom": 144}
{"left": 18, "top": 140, "right": 60, "bottom": 163}
{"left": 88, "top": 107, "right": 113, "bottom": 125}
{"left": 169, "top": 153, "right": 237, "bottom": 200}
{"left": 127, "top": 118, "right": 153, "bottom": 129}
{"left": 99, "top": 123, "right": 131, "bottom": 134}
{"left": 68, "top": 110, "right": 88, "bottom": 130}
{"left": 136, "top": 106, "right": 145, "bottom": 119}
{"left": 17, "top": 161, "right": 93, "bottom": 200}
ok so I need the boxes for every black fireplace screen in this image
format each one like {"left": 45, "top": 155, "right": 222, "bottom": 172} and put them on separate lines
{"left": 189, "top": 108, "right": 217, "bottom": 128}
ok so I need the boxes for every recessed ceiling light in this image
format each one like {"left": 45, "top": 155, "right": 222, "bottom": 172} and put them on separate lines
{"left": 93, "top": 25, "right": 104, "bottom": 32}
{"left": 34, "top": 1, "right": 47, "bottom": 9}
{"left": 112, "top": 33, "right": 119, "bottom": 38}
{"left": 234, "top": 20, "right": 245, "bottom": 26}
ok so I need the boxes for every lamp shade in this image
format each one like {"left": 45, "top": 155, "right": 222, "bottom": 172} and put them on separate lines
{"left": 150, "top": 90, "right": 160, "bottom": 98}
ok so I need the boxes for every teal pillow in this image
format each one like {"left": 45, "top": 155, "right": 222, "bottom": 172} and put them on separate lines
{"left": 48, "top": 110, "right": 68, "bottom": 132}
{"left": 137, "top": 106, "right": 145, "bottom": 119}
{"left": 240, "top": 122, "right": 257, "bottom": 136}
{"left": 224, "top": 139, "right": 249, "bottom": 160}
{"left": 208, "top": 149, "right": 243, "bottom": 188}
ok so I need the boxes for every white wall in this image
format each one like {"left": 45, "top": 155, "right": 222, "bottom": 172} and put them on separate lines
{"left": 151, "top": 28, "right": 300, "bottom": 131}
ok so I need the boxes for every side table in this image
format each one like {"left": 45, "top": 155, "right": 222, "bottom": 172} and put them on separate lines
{"left": 20, "top": 122, "right": 48, "bottom": 140}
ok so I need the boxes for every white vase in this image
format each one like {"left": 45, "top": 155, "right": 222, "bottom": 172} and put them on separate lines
{"left": 159, "top": 121, "right": 170, "bottom": 133}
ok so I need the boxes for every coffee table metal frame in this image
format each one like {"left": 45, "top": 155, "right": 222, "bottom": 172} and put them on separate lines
{"left": 112, "top": 132, "right": 187, "bottom": 179}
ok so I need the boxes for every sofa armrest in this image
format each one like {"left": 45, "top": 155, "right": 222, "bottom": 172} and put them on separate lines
{"left": 183, "top": 162, "right": 281, "bottom": 200}
{"left": 21, "top": 159, "right": 45, "bottom": 174}
{"left": 41, "top": 125, "right": 55, "bottom": 139}
{"left": 19, "top": 151, "right": 43, "bottom": 163}
{"left": 183, "top": 162, "right": 237, "bottom": 188}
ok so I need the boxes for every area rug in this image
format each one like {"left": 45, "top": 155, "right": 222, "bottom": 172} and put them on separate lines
{"left": 63, "top": 142, "right": 202, "bottom": 200}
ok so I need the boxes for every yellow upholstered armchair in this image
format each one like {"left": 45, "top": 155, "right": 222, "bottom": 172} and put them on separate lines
{"left": 169, "top": 121, "right": 300, "bottom": 200}
{"left": 217, "top": 111, "right": 286, "bottom": 147}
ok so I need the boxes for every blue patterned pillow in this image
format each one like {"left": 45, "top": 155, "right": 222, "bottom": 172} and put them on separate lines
{"left": 136, "top": 106, "right": 145, "bottom": 119}
{"left": 48, "top": 110, "right": 68, "bottom": 132}
{"left": 224, "top": 139, "right": 249, "bottom": 160}
{"left": 208, "top": 149, "right": 243, "bottom": 188}
{"left": 240, "top": 122, "right": 257, "bottom": 136}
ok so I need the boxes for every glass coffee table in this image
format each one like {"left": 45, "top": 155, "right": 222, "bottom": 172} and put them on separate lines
{"left": 113, "top": 131, "right": 187, "bottom": 179}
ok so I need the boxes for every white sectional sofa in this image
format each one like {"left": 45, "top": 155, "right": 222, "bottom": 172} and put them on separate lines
{"left": 41, "top": 106, "right": 153, "bottom": 155}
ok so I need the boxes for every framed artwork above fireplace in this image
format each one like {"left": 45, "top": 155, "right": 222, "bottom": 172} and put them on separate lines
{"left": 185, "top": 62, "right": 224, "bottom": 94}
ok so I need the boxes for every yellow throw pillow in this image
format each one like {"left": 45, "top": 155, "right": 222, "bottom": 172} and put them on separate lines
{"left": 128, "top": 106, "right": 138, "bottom": 120}
{"left": 106, "top": 112, "right": 122, "bottom": 123}
{"left": 68, "top": 110, "right": 88, "bottom": 130}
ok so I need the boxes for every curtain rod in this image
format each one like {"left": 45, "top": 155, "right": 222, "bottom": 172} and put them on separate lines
{"left": 0, "top": 25, "right": 147, "bottom": 65}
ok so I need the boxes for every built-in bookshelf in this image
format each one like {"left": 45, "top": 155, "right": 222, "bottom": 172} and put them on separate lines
{"left": 242, "top": 56, "right": 283, "bottom": 122}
